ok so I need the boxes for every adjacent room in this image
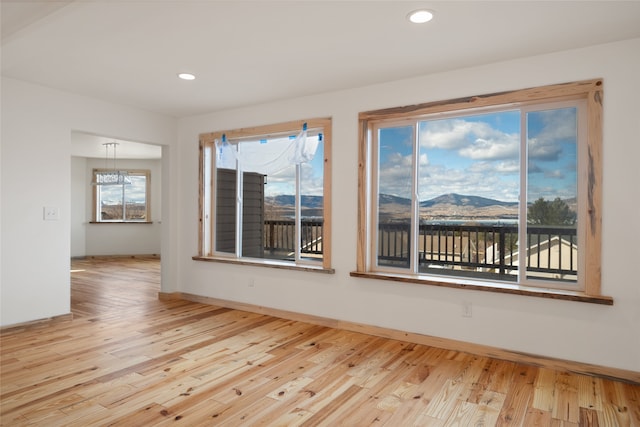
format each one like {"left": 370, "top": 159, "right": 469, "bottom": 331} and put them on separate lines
{"left": 2, "top": 1, "right": 639, "bottom": 425}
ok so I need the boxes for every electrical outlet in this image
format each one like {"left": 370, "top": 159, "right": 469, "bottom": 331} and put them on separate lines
{"left": 43, "top": 206, "right": 60, "bottom": 221}
{"left": 248, "top": 278, "right": 255, "bottom": 287}
{"left": 462, "top": 301, "right": 472, "bottom": 318}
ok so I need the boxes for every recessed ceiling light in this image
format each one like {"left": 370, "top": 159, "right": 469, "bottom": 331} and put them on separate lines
{"left": 408, "top": 9, "right": 434, "bottom": 24}
{"left": 178, "top": 73, "right": 195, "bottom": 81}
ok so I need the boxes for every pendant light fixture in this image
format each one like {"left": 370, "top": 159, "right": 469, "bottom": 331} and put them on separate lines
{"left": 92, "top": 142, "right": 131, "bottom": 185}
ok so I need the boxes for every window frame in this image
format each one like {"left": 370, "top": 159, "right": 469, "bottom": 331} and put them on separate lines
{"left": 91, "top": 168, "right": 151, "bottom": 223}
{"left": 196, "top": 118, "right": 333, "bottom": 273}
{"left": 353, "top": 79, "right": 610, "bottom": 304}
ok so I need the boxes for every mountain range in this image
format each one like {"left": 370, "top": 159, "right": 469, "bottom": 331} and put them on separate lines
{"left": 266, "top": 193, "right": 518, "bottom": 208}
{"left": 265, "top": 193, "right": 577, "bottom": 222}
{"left": 265, "top": 195, "right": 324, "bottom": 209}
{"left": 375, "top": 193, "right": 517, "bottom": 208}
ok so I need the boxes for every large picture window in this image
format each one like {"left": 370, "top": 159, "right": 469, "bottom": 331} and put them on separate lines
{"left": 197, "top": 118, "right": 332, "bottom": 272}
{"left": 92, "top": 169, "right": 150, "bottom": 222}
{"left": 354, "top": 80, "right": 608, "bottom": 302}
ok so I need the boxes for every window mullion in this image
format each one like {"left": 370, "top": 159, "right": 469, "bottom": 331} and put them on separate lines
{"left": 370, "top": 126, "right": 380, "bottom": 271}
{"left": 295, "top": 164, "right": 301, "bottom": 262}
{"left": 236, "top": 161, "right": 243, "bottom": 259}
{"left": 518, "top": 111, "right": 527, "bottom": 284}
{"left": 411, "top": 122, "right": 419, "bottom": 274}
{"left": 96, "top": 185, "right": 101, "bottom": 222}
{"left": 203, "top": 144, "right": 213, "bottom": 256}
{"left": 121, "top": 184, "right": 126, "bottom": 221}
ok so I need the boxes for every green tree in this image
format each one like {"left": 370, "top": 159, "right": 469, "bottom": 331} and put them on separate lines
{"left": 527, "top": 197, "right": 576, "bottom": 225}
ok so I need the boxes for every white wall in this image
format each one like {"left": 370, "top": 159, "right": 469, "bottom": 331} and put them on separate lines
{"left": 0, "top": 78, "right": 176, "bottom": 326}
{"left": 70, "top": 157, "right": 162, "bottom": 256}
{"left": 70, "top": 156, "right": 87, "bottom": 257}
{"left": 176, "top": 38, "right": 640, "bottom": 372}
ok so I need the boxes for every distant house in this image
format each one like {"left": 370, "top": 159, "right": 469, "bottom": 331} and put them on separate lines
{"left": 481, "top": 236, "right": 578, "bottom": 281}
{"left": 419, "top": 234, "right": 474, "bottom": 266}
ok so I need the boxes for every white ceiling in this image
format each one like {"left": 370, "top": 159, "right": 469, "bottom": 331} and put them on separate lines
{"left": 3, "top": 1, "right": 640, "bottom": 120}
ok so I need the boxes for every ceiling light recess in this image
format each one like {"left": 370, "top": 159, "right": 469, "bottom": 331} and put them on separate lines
{"left": 408, "top": 9, "right": 434, "bottom": 24}
{"left": 178, "top": 72, "right": 195, "bottom": 81}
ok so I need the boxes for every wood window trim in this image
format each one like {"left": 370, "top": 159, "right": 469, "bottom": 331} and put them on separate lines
{"left": 354, "top": 79, "right": 608, "bottom": 301}
{"left": 92, "top": 168, "right": 151, "bottom": 223}
{"left": 198, "top": 117, "right": 333, "bottom": 271}
{"left": 89, "top": 221, "right": 154, "bottom": 224}
{"left": 192, "top": 255, "right": 335, "bottom": 274}
{"left": 349, "top": 271, "right": 612, "bottom": 305}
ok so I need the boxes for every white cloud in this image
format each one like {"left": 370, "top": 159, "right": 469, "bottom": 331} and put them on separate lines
{"left": 469, "top": 160, "right": 519, "bottom": 174}
{"left": 527, "top": 137, "right": 563, "bottom": 161}
{"left": 420, "top": 120, "right": 476, "bottom": 150}
{"left": 301, "top": 162, "right": 323, "bottom": 196}
{"left": 458, "top": 136, "right": 519, "bottom": 160}
{"left": 420, "top": 119, "right": 519, "bottom": 161}
{"left": 264, "top": 165, "right": 295, "bottom": 196}
{"left": 527, "top": 107, "right": 577, "bottom": 162}
{"left": 532, "top": 108, "right": 577, "bottom": 142}
{"left": 379, "top": 153, "right": 415, "bottom": 198}
{"left": 544, "top": 169, "right": 565, "bottom": 179}
{"left": 264, "top": 162, "right": 324, "bottom": 197}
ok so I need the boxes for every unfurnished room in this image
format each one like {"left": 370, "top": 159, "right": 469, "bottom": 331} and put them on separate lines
{"left": 1, "top": 1, "right": 639, "bottom": 425}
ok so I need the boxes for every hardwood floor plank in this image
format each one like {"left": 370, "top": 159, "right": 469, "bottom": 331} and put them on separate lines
{"left": 579, "top": 406, "right": 600, "bottom": 427}
{"left": 496, "top": 364, "right": 538, "bottom": 426}
{"left": 106, "top": 402, "right": 170, "bottom": 426}
{"left": 1, "top": 257, "right": 638, "bottom": 426}
{"left": 153, "top": 397, "right": 227, "bottom": 426}
{"left": 578, "top": 375, "right": 604, "bottom": 412}
{"left": 533, "top": 367, "right": 557, "bottom": 412}
{"left": 318, "top": 345, "right": 431, "bottom": 426}
{"left": 233, "top": 376, "right": 316, "bottom": 425}
{"left": 601, "top": 380, "right": 633, "bottom": 426}
{"left": 299, "top": 383, "right": 363, "bottom": 426}
{"left": 442, "top": 397, "right": 503, "bottom": 427}
{"left": 363, "top": 348, "right": 457, "bottom": 426}
{"left": 523, "top": 407, "right": 553, "bottom": 426}
{"left": 553, "top": 371, "right": 580, "bottom": 423}
{"left": 624, "top": 382, "right": 640, "bottom": 426}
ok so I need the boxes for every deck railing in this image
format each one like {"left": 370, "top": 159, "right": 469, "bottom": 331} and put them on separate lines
{"left": 264, "top": 219, "right": 323, "bottom": 255}
{"left": 377, "top": 222, "right": 578, "bottom": 278}
{"left": 263, "top": 220, "right": 577, "bottom": 278}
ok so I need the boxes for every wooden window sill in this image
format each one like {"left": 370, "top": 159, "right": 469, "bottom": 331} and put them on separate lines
{"left": 350, "top": 271, "right": 613, "bottom": 305}
{"left": 193, "top": 256, "right": 335, "bottom": 274}
{"left": 89, "top": 221, "right": 154, "bottom": 224}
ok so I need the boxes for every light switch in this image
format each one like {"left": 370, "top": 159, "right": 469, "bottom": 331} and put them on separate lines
{"left": 44, "top": 206, "right": 60, "bottom": 221}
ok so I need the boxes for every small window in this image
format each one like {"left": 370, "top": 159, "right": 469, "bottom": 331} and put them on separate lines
{"left": 198, "top": 118, "right": 332, "bottom": 272}
{"left": 92, "top": 169, "right": 151, "bottom": 222}
{"left": 355, "top": 80, "right": 606, "bottom": 300}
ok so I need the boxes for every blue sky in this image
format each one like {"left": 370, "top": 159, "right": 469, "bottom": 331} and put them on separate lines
{"left": 378, "top": 107, "right": 578, "bottom": 203}
{"left": 213, "top": 107, "right": 578, "bottom": 206}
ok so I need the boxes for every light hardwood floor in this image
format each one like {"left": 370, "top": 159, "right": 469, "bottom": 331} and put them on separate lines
{"left": 1, "top": 257, "right": 638, "bottom": 426}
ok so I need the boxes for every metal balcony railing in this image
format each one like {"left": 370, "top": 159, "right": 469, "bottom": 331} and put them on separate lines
{"left": 264, "top": 219, "right": 323, "bottom": 255}
{"left": 263, "top": 220, "right": 577, "bottom": 279}
{"left": 377, "top": 223, "right": 578, "bottom": 279}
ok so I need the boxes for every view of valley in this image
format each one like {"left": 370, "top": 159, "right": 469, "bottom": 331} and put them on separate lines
{"left": 264, "top": 193, "right": 577, "bottom": 223}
